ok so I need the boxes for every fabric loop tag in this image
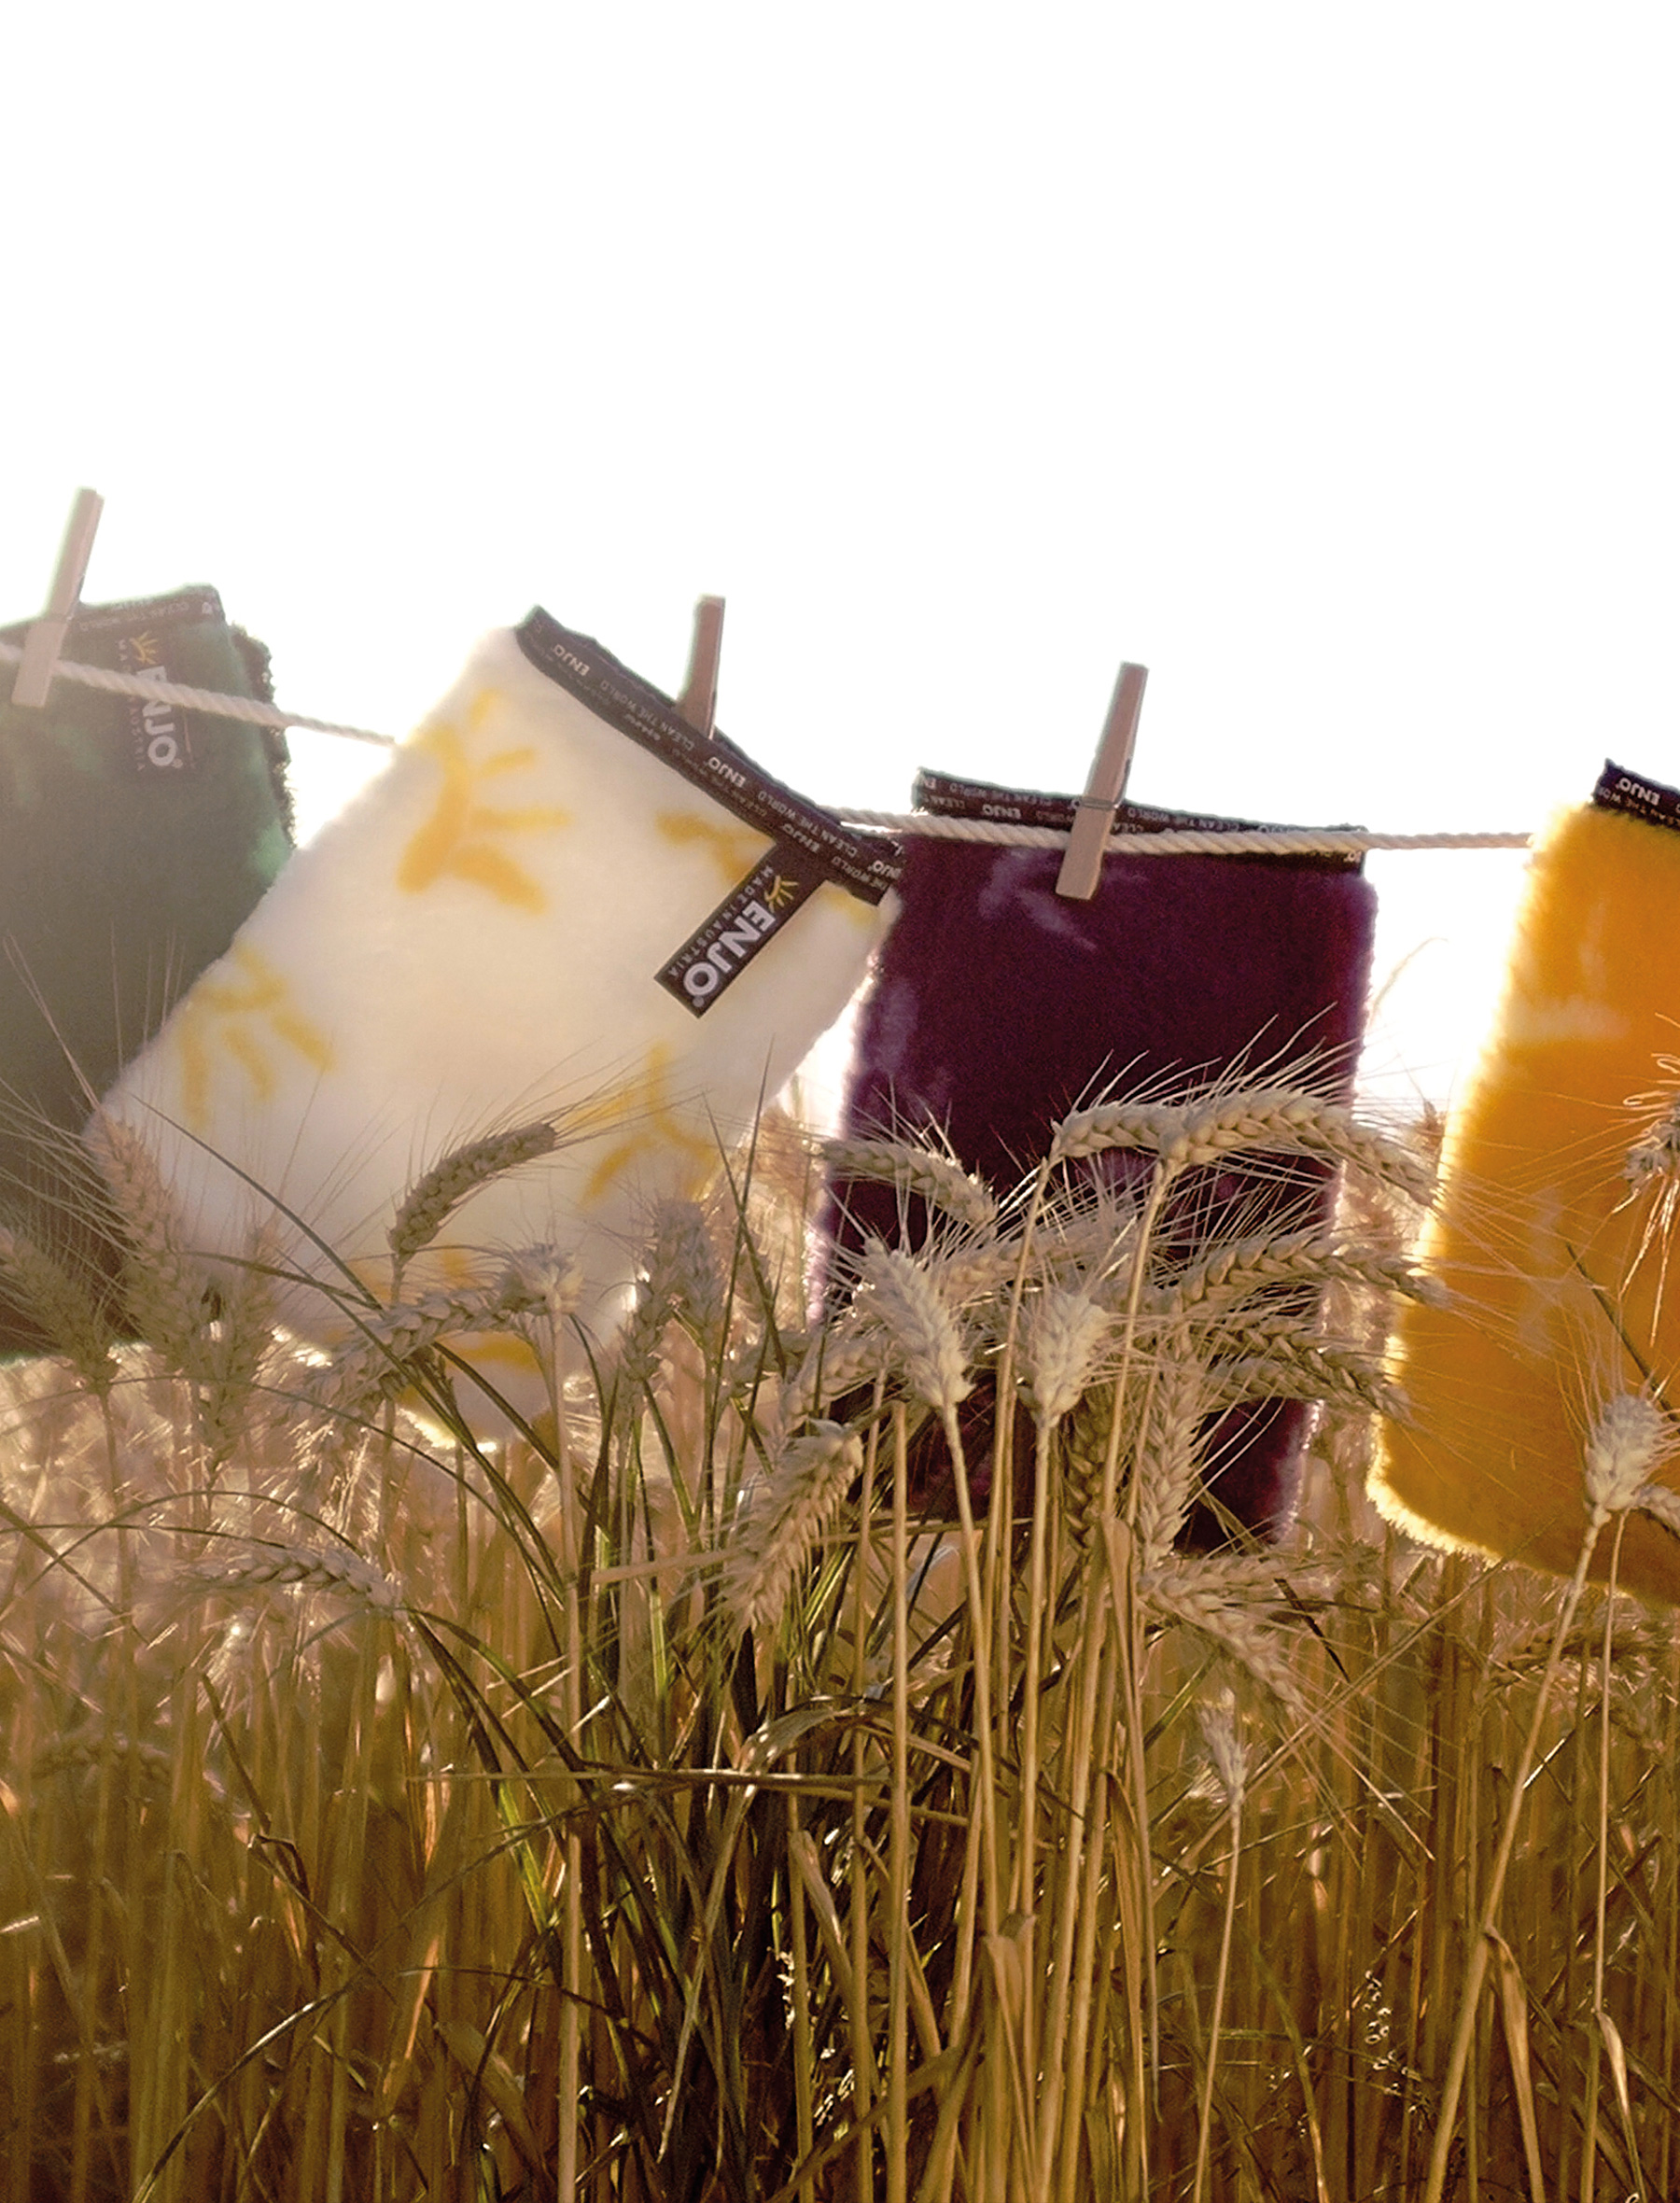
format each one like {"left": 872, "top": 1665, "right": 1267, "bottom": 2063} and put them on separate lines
{"left": 914, "top": 768, "right": 1365, "bottom": 869}
{"left": 516, "top": 609, "right": 902, "bottom": 903}
{"left": 1593, "top": 759, "right": 1680, "bottom": 832}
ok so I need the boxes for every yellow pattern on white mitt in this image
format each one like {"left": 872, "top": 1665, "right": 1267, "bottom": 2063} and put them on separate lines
{"left": 99, "top": 615, "right": 899, "bottom": 1429}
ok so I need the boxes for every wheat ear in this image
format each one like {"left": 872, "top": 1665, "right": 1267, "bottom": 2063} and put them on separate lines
{"left": 1155, "top": 1228, "right": 1447, "bottom": 1320}
{"left": 1053, "top": 1089, "right": 1435, "bottom": 1203}
{"left": 387, "top": 1121, "right": 558, "bottom": 1276}
{"left": 1133, "top": 1343, "right": 1217, "bottom": 1567}
{"left": 824, "top": 1137, "right": 999, "bottom": 1231}
{"left": 1017, "top": 1288, "right": 1111, "bottom": 1426}
{"left": 1139, "top": 1557, "right": 1309, "bottom": 1717}
{"left": 775, "top": 1320, "right": 898, "bottom": 1431}
{"left": 317, "top": 1269, "right": 552, "bottom": 1410}
{"left": 0, "top": 1226, "right": 113, "bottom": 1386}
{"left": 651, "top": 1199, "right": 726, "bottom": 1341}
{"left": 856, "top": 1242, "right": 973, "bottom": 1414}
{"left": 722, "top": 1422, "right": 863, "bottom": 1636}
{"left": 183, "top": 1538, "right": 404, "bottom": 1615}
{"left": 86, "top": 1113, "right": 210, "bottom": 1359}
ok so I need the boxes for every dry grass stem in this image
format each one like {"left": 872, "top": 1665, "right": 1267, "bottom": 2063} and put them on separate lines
{"left": 3, "top": 1082, "right": 1676, "bottom": 2200}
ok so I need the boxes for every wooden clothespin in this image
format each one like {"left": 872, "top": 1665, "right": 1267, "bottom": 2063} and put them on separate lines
{"left": 1055, "top": 660, "right": 1149, "bottom": 900}
{"left": 676, "top": 595, "right": 725, "bottom": 737}
{"left": 10, "top": 488, "right": 105, "bottom": 709}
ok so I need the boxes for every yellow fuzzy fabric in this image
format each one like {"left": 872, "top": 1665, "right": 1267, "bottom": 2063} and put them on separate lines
{"left": 1373, "top": 800, "right": 1680, "bottom": 1602}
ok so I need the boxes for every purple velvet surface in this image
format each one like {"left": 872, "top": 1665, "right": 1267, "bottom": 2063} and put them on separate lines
{"left": 825, "top": 837, "right": 1378, "bottom": 1539}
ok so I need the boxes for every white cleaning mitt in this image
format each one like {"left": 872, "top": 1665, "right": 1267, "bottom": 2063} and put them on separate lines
{"left": 98, "top": 610, "right": 899, "bottom": 1426}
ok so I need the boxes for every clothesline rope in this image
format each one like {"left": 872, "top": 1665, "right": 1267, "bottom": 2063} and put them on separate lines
{"left": 0, "top": 638, "right": 1537, "bottom": 853}
{"left": 832, "top": 812, "right": 1533, "bottom": 856}
{"left": 0, "top": 638, "right": 393, "bottom": 746}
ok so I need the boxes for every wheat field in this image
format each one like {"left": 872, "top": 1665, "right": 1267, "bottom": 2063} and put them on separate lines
{"left": 1, "top": 1084, "right": 1676, "bottom": 2201}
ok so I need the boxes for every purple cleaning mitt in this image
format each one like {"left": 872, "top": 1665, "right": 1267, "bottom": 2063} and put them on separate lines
{"left": 826, "top": 772, "right": 1378, "bottom": 1540}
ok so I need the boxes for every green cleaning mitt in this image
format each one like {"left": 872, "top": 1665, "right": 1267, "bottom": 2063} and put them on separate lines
{"left": 0, "top": 587, "right": 293, "bottom": 1351}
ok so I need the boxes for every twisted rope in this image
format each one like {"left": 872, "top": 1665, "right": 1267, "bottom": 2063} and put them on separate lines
{"left": 0, "top": 637, "right": 394, "bottom": 747}
{"left": 834, "top": 810, "right": 1533, "bottom": 856}
{"left": 0, "top": 638, "right": 1536, "bottom": 852}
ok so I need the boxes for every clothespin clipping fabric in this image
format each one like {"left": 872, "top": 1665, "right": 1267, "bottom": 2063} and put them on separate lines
{"left": 1056, "top": 661, "right": 1149, "bottom": 899}
{"left": 678, "top": 596, "right": 725, "bottom": 737}
{"left": 9, "top": 489, "right": 105, "bottom": 709}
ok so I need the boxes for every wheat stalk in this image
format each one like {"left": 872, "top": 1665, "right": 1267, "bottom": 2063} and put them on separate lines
{"left": 1421, "top": 1403, "right": 1629, "bottom": 2203}
{"left": 19, "top": 1073, "right": 1675, "bottom": 2200}
{"left": 1191, "top": 1699, "right": 1250, "bottom": 2203}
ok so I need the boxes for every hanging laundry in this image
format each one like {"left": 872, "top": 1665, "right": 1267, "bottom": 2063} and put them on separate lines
{"left": 825, "top": 770, "right": 1378, "bottom": 1538}
{"left": 1374, "top": 764, "right": 1680, "bottom": 1602}
{"left": 0, "top": 588, "right": 293, "bottom": 1352}
{"left": 99, "top": 610, "right": 899, "bottom": 1427}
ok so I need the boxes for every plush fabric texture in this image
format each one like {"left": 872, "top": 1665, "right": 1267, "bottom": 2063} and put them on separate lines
{"left": 827, "top": 799, "right": 1378, "bottom": 1537}
{"left": 0, "top": 588, "right": 292, "bottom": 1351}
{"left": 1374, "top": 796, "right": 1680, "bottom": 1602}
{"left": 101, "top": 618, "right": 896, "bottom": 1428}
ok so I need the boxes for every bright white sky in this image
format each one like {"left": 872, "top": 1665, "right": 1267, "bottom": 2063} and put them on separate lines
{"left": 6, "top": 4, "right": 1678, "bottom": 1109}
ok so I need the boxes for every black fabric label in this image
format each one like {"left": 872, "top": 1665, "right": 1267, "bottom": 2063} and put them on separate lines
{"left": 117, "top": 631, "right": 195, "bottom": 774}
{"left": 656, "top": 841, "right": 831, "bottom": 1016}
{"left": 913, "top": 770, "right": 1363, "bottom": 871}
{"left": 917, "top": 768, "right": 1264, "bottom": 835}
{"left": 515, "top": 609, "right": 902, "bottom": 905}
{"left": 0, "top": 588, "right": 226, "bottom": 652}
{"left": 1592, "top": 760, "right": 1680, "bottom": 832}
{"left": 66, "top": 588, "right": 225, "bottom": 639}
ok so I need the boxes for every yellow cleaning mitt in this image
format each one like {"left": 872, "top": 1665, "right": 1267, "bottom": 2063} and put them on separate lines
{"left": 1374, "top": 765, "right": 1680, "bottom": 1601}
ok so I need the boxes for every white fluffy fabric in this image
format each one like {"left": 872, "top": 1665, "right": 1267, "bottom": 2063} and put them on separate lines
{"left": 98, "top": 626, "right": 895, "bottom": 1425}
